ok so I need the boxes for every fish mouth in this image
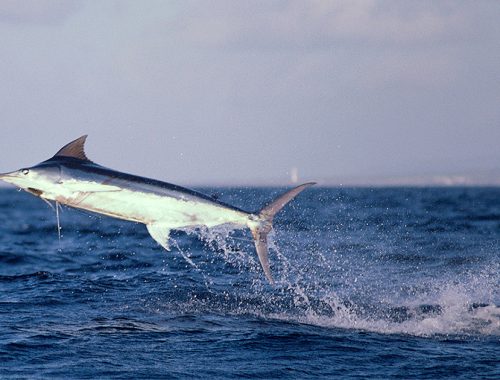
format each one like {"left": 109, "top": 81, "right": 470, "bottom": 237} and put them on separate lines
{"left": 0, "top": 173, "right": 43, "bottom": 197}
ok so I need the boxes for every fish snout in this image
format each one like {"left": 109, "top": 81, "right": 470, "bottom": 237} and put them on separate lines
{"left": 0, "top": 170, "right": 27, "bottom": 186}
{"left": 0, "top": 171, "right": 17, "bottom": 182}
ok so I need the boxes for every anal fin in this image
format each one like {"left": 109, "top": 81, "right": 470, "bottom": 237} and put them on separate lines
{"left": 250, "top": 228, "right": 274, "bottom": 284}
{"left": 147, "top": 223, "right": 172, "bottom": 251}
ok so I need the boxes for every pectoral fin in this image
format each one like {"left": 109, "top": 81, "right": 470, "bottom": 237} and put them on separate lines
{"left": 147, "top": 223, "right": 172, "bottom": 251}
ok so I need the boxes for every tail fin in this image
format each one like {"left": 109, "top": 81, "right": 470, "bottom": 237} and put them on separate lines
{"left": 250, "top": 182, "right": 316, "bottom": 284}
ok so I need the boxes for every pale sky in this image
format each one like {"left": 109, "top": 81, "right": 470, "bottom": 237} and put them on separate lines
{"left": 0, "top": 1, "right": 499, "bottom": 185}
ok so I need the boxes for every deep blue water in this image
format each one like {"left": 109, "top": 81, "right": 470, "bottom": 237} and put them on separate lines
{"left": 0, "top": 187, "right": 498, "bottom": 379}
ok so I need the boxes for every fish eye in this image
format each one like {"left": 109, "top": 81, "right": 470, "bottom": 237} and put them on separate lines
{"left": 21, "top": 169, "right": 29, "bottom": 175}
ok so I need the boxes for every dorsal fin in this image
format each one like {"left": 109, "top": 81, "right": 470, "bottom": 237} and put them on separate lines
{"left": 53, "top": 135, "right": 90, "bottom": 161}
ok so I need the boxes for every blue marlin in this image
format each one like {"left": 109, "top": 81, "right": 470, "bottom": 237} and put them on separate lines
{"left": 0, "top": 136, "right": 314, "bottom": 283}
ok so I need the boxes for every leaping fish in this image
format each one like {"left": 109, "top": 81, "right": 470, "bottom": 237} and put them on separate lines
{"left": 0, "top": 136, "right": 315, "bottom": 283}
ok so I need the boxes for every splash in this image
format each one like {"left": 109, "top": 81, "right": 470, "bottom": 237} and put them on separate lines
{"left": 162, "top": 227, "right": 500, "bottom": 338}
{"left": 286, "top": 280, "right": 500, "bottom": 337}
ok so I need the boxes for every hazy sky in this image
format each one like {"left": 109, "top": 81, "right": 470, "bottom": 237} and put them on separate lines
{"left": 0, "top": 1, "right": 499, "bottom": 185}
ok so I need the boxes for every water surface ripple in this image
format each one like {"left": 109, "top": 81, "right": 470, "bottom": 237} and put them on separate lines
{"left": 0, "top": 187, "right": 499, "bottom": 379}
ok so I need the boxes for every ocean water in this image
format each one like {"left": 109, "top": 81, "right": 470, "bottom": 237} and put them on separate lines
{"left": 0, "top": 186, "right": 498, "bottom": 379}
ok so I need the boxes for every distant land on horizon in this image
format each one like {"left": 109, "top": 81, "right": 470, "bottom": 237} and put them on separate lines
{"left": 315, "top": 168, "right": 500, "bottom": 187}
{"left": 2, "top": 169, "right": 500, "bottom": 188}
{"left": 232, "top": 168, "right": 500, "bottom": 187}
